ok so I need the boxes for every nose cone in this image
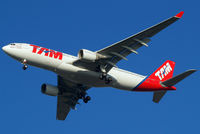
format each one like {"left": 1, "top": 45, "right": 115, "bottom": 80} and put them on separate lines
{"left": 2, "top": 45, "right": 12, "bottom": 55}
{"left": 2, "top": 44, "right": 22, "bottom": 61}
{"left": 2, "top": 45, "right": 10, "bottom": 54}
{"left": 2, "top": 46, "right": 7, "bottom": 52}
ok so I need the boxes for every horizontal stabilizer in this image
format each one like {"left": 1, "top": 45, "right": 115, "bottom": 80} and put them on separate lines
{"left": 161, "top": 69, "right": 197, "bottom": 87}
{"left": 153, "top": 91, "right": 167, "bottom": 103}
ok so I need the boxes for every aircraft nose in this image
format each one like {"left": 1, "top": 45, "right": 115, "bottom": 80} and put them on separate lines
{"left": 2, "top": 46, "right": 7, "bottom": 52}
{"left": 2, "top": 44, "right": 21, "bottom": 60}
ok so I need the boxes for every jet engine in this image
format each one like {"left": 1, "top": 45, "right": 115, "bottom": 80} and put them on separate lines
{"left": 41, "top": 84, "right": 59, "bottom": 96}
{"left": 78, "top": 49, "right": 106, "bottom": 62}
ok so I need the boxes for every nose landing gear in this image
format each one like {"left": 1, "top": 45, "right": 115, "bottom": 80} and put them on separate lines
{"left": 22, "top": 59, "right": 28, "bottom": 70}
{"left": 23, "top": 65, "right": 28, "bottom": 70}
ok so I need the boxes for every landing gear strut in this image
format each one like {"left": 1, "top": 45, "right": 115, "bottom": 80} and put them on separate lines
{"left": 78, "top": 91, "right": 86, "bottom": 99}
{"left": 22, "top": 59, "right": 28, "bottom": 70}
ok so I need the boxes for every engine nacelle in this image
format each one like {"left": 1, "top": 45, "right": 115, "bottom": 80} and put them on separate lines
{"left": 78, "top": 49, "right": 97, "bottom": 61}
{"left": 41, "top": 84, "right": 59, "bottom": 96}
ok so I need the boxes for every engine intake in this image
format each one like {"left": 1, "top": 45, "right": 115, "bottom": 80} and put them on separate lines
{"left": 41, "top": 84, "right": 59, "bottom": 96}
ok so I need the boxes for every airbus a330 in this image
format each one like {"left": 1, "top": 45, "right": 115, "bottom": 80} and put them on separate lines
{"left": 2, "top": 11, "right": 196, "bottom": 120}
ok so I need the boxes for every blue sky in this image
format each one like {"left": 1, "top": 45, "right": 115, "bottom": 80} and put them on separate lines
{"left": 0, "top": 0, "right": 199, "bottom": 134}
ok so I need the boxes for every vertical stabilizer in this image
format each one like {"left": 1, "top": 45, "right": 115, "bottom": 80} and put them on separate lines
{"left": 149, "top": 60, "right": 175, "bottom": 81}
{"left": 150, "top": 60, "right": 175, "bottom": 103}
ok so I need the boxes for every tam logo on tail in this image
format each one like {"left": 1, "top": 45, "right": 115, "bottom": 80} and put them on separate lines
{"left": 155, "top": 62, "right": 172, "bottom": 80}
{"left": 148, "top": 60, "right": 175, "bottom": 82}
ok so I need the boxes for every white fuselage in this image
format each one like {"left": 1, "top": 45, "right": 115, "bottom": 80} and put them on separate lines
{"left": 2, "top": 43, "right": 146, "bottom": 91}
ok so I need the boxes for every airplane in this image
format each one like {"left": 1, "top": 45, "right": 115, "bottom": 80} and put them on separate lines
{"left": 2, "top": 11, "right": 197, "bottom": 120}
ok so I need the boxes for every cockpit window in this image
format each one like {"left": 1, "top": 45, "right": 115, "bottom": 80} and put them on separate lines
{"left": 10, "top": 43, "right": 15, "bottom": 46}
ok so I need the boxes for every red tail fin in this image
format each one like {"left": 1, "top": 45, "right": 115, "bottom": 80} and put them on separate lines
{"left": 149, "top": 60, "right": 175, "bottom": 81}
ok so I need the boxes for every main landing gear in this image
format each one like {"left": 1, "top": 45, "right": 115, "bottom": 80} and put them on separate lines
{"left": 78, "top": 90, "right": 91, "bottom": 103}
{"left": 83, "top": 96, "right": 91, "bottom": 103}
{"left": 99, "top": 73, "right": 112, "bottom": 84}
{"left": 22, "top": 59, "right": 28, "bottom": 70}
{"left": 98, "top": 65, "right": 112, "bottom": 84}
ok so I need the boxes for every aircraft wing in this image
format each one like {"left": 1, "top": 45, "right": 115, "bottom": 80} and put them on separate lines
{"left": 57, "top": 96, "right": 71, "bottom": 120}
{"left": 56, "top": 75, "right": 90, "bottom": 120}
{"left": 94, "top": 11, "right": 184, "bottom": 72}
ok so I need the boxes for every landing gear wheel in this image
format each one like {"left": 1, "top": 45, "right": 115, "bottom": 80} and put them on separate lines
{"left": 99, "top": 73, "right": 106, "bottom": 80}
{"left": 86, "top": 96, "right": 91, "bottom": 101}
{"left": 83, "top": 96, "right": 91, "bottom": 103}
{"left": 23, "top": 65, "right": 28, "bottom": 70}
{"left": 83, "top": 99, "right": 88, "bottom": 103}
{"left": 105, "top": 76, "right": 112, "bottom": 84}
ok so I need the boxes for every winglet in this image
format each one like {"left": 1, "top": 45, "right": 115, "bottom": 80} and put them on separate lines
{"left": 175, "top": 11, "right": 184, "bottom": 18}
